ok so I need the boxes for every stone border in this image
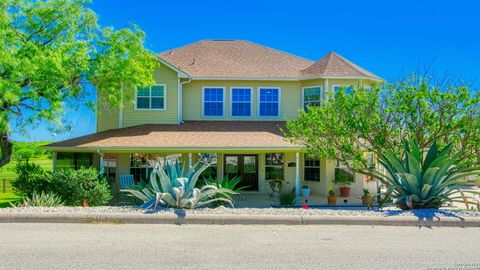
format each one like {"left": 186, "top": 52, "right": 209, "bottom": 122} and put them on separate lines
{"left": 0, "top": 212, "right": 479, "bottom": 227}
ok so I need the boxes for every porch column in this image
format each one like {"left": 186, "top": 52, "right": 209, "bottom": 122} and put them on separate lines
{"left": 52, "top": 152, "right": 57, "bottom": 173}
{"left": 188, "top": 153, "right": 193, "bottom": 168}
{"left": 99, "top": 152, "right": 104, "bottom": 176}
{"left": 295, "top": 152, "right": 300, "bottom": 204}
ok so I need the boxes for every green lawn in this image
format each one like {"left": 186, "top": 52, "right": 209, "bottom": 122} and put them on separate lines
{"left": 0, "top": 156, "right": 52, "bottom": 208}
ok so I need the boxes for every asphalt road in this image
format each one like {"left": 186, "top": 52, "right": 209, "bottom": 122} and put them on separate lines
{"left": 0, "top": 223, "right": 479, "bottom": 270}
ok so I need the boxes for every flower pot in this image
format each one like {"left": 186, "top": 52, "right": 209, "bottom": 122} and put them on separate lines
{"left": 302, "top": 188, "right": 311, "bottom": 197}
{"left": 82, "top": 200, "right": 89, "bottom": 207}
{"left": 362, "top": 195, "right": 371, "bottom": 205}
{"left": 327, "top": 195, "right": 337, "bottom": 205}
{"left": 339, "top": 187, "right": 351, "bottom": 197}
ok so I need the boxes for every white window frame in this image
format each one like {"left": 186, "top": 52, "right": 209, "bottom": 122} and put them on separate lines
{"left": 134, "top": 84, "right": 167, "bottom": 111}
{"left": 202, "top": 86, "right": 225, "bottom": 117}
{"left": 301, "top": 85, "right": 323, "bottom": 110}
{"left": 304, "top": 155, "right": 321, "bottom": 182}
{"left": 257, "top": 87, "right": 281, "bottom": 118}
{"left": 230, "top": 87, "right": 253, "bottom": 117}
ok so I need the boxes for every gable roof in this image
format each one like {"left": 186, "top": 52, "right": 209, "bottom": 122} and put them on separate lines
{"left": 157, "top": 40, "right": 382, "bottom": 81}
{"left": 45, "top": 121, "right": 302, "bottom": 151}
{"left": 301, "top": 51, "right": 382, "bottom": 81}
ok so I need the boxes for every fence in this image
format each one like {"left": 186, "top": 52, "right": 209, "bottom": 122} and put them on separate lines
{"left": 1, "top": 178, "right": 15, "bottom": 193}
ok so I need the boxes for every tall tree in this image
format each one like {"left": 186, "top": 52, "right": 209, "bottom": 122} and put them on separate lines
{"left": 0, "top": 0, "right": 157, "bottom": 166}
{"left": 285, "top": 73, "right": 480, "bottom": 176}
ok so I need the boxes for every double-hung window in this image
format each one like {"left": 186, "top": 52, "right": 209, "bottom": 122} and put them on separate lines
{"left": 203, "top": 87, "right": 224, "bottom": 117}
{"left": 231, "top": 87, "right": 252, "bottom": 117}
{"left": 258, "top": 87, "right": 280, "bottom": 117}
{"left": 136, "top": 85, "right": 166, "bottom": 110}
{"left": 304, "top": 156, "right": 320, "bottom": 182}
{"left": 303, "top": 86, "right": 322, "bottom": 110}
{"left": 265, "top": 153, "right": 284, "bottom": 180}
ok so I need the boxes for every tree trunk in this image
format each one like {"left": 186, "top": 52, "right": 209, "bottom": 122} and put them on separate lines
{"left": 0, "top": 132, "right": 13, "bottom": 168}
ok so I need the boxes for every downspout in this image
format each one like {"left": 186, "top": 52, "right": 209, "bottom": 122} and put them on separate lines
{"left": 119, "top": 82, "right": 124, "bottom": 128}
{"left": 178, "top": 78, "right": 192, "bottom": 124}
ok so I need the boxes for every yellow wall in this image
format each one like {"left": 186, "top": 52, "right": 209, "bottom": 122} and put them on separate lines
{"left": 96, "top": 63, "right": 179, "bottom": 132}
{"left": 182, "top": 80, "right": 303, "bottom": 121}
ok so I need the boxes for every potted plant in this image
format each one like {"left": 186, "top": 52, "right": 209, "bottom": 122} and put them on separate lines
{"left": 362, "top": 188, "right": 371, "bottom": 205}
{"left": 327, "top": 184, "right": 336, "bottom": 205}
{"left": 301, "top": 184, "right": 311, "bottom": 197}
{"left": 333, "top": 168, "right": 354, "bottom": 197}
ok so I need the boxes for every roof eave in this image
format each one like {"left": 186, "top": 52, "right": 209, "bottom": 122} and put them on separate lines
{"left": 45, "top": 145, "right": 305, "bottom": 152}
{"left": 156, "top": 56, "right": 191, "bottom": 78}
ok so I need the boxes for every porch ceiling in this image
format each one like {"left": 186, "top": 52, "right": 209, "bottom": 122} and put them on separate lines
{"left": 44, "top": 121, "right": 304, "bottom": 152}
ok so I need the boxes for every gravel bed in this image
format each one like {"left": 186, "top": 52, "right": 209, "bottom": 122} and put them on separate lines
{"left": 0, "top": 206, "right": 479, "bottom": 218}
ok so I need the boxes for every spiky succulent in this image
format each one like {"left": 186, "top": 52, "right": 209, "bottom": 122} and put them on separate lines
{"left": 374, "top": 140, "right": 479, "bottom": 209}
{"left": 13, "top": 191, "right": 64, "bottom": 207}
{"left": 124, "top": 160, "right": 237, "bottom": 209}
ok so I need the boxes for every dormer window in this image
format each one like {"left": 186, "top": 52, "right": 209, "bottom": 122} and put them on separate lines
{"left": 203, "top": 87, "right": 225, "bottom": 117}
{"left": 135, "top": 84, "right": 166, "bottom": 110}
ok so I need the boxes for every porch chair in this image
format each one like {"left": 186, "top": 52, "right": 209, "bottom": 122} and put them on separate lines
{"left": 119, "top": 174, "right": 135, "bottom": 190}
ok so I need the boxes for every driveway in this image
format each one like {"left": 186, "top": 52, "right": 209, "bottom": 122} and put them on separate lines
{"left": 0, "top": 223, "right": 479, "bottom": 270}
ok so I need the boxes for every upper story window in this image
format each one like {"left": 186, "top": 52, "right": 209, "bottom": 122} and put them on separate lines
{"left": 231, "top": 87, "right": 252, "bottom": 117}
{"left": 333, "top": 85, "right": 354, "bottom": 94}
{"left": 303, "top": 86, "right": 322, "bottom": 110}
{"left": 203, "top": 87, "right": 224, "bottom": 117}
{"left": 258, "top": 87, "right": 280, "bottom": 117}
{"left": 136, "top": 84, "right": 166, "bottom": 110}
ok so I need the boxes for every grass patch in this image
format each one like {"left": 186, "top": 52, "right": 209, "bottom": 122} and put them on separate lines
{"left": 0, "top": 192, "right": 21, "bottom": 208}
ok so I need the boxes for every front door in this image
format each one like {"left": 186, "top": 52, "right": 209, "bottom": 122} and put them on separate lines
{"left": 224, "top": 154, "right": 258, "bottom": 191}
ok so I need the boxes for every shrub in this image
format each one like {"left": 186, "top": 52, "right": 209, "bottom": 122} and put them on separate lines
{"left": 279, "top": 188, "right": 295, "bottom": 206}
{"left": 13, "top": 160, "right": 51, "bottom": 197}
{"left": 333, "top": 168, "right": 354, "bottom": 187}
{"left": 49, "top": 167, "right": 112, "bottom": 206}
{"left": 13, "top": 191, "right": 64, "bottom": 207}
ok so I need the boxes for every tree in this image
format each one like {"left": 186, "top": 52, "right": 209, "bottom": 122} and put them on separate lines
{"left": 0, "top": 0, "right": 157, "bottom": 167}
{"left": 285, "top": 73, "right": 480, "bottom": 177}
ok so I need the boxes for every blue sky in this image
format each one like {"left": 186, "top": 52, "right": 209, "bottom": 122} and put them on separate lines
{"left": 14, "top": 0, "right": 480, "bottom": 142}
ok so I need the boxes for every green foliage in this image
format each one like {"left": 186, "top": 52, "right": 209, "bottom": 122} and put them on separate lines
{"left": 0, "top": 0, "right": 156, "bottom": 145}
{"left": 124, "top": 161, "right": 237, "bottom": 209}
{"left": 333, "top": 168, "right": 354, "bottom": 186}
{"left": 12, "top": 159, "right": 51, "bottom": 197}
{"left": 13, "top": 191, "right": 64, "bottom": 207}
{"left": 13, "top": 162, "right": 111, "bottom": 206}
{"left": 362, "top": 188, "right": 371, "bottom": 197}
{"left": 13, "top": 142, "right": 50, "bottom": 160}
{"left": 202, "top": 175, "right": 248, "bottom": 207}
{"left": 279, "top": 188, "right": 295, "bottom": 206}
{"left": 49, "top": 167, "right": 112, "bottom": 206}
{"left": 374, "top": 140, "right": 480, "bottom": 209}
{"left": 286, "top": 73, "right": 480, "bottom": 174}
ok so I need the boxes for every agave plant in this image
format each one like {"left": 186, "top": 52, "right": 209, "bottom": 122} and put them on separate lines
{"left": 12, "top": 191, "right": 64, "bottom": 207}
{"left": 124, "top": 160, "right": 237, "bottom": 209}
{"left": 374, "top": 140, "right": 480, "bottom": 209}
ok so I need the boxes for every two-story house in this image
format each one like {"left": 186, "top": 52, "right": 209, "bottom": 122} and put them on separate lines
{"left": 46, "top": 40, "right": 383, "bottom": 202}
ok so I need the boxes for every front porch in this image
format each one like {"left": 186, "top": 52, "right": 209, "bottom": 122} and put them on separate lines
{"left": 235, "top": 192, "right": 365, "bottom": 208}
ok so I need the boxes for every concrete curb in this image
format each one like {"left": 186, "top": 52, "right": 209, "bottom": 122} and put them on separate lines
{"left": 0, "top": 212, "right": 479, "bottom": 227}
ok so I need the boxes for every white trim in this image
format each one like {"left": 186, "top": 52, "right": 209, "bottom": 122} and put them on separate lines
{"left": 156, "top": 56, "right": 190, "bottom": 78}
{"left": 201, "top": 86, "right": 226, "bottom": 118}
{"left": 134, "top": 84, "right": 167, "bottom": 111}
{"left": 190, "top": 75, "right": 384, "bottom": 82}
{"left": 301, "top": 85, "right": 323, "bottom": 110}
{"left": 257, "top": 87, "right": 281, "bottom": 118}
{"left": 229, "top": 87, "right": 253, "bottom": 117}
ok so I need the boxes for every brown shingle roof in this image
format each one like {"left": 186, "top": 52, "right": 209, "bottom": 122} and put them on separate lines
{"left": 158, "top": 40, "right": 313, "bottom": 79}
{"left": 158, "top": 40, "right": 382, "bottom": 81}
{"left": 46, "top": 121, "right": 302, "bottom": 150}
{"left": 301, "top": 51, "right": 382, "bottom": 81}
